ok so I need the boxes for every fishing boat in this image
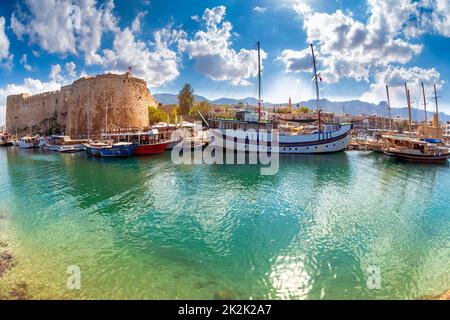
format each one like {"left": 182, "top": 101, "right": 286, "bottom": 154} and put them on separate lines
{"left": 0, "top": 133, "right": 13, "bottom": 147}
{"left": 382, "top": 135, "right": 449, "bottom": 163}
{"left": 381, "top": 83, "right": 450, "bottom": 163}
{"left": 38, "top": 137, "right": 50, "bottom": 149}
{"left": 18, "top": 136, "right": 39, "bottom": 149}
{"left": 84, "top": 141, "right": 110, "bottom": 156}
{"left": 85, "top": 141, "right": 138, "bottom": 157}
{"left": 44, "top": 135, "right": 90, "bottom": 153}
{"left": 104, "top": 130, "right": 170, "bottom": 155}
{"left": 134, "top": 131, "right": 170, "bottom": 155}
{"left": 208, "top": 43, "right": 352, "bottom": 154}
{"left": 150, "top": 121, "right": 196, "bottom": 151}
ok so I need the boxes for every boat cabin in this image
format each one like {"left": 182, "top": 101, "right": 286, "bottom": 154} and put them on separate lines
{"left": 382, "top": 135, "right": 444, "bottom": 155}
{"left": 102, "top": 130, "right": 162, "bottom": 145}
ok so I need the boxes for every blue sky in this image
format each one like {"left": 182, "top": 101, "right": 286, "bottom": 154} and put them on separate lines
{"left": 1, "top": 0, "right": 450, "bottom": 126}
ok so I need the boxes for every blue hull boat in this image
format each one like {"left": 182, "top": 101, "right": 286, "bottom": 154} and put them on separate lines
{"left": 85, "top": 142, "right": 138, "bottom": 157}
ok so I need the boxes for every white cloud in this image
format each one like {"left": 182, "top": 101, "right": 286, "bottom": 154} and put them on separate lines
{"left": 275, "top": 0, "right": 312, "bottom": 15}
{"left": 281, "top": 1, "right": 424, "bottom": 83}
{"left": 276, "top": 48, "right": 312, "bottom": 73}
{"left": 253, "top": 6, "right": 267, "bottom": 14}
{"left": 11, "top": 0, "right": 118, "bottom": 65}
{"left": 102, "top": 25, "right": 184, "bottom": 87}
{"left": 131, "top": 11, "right": 147, "bottom": 33}
{"left": 65, "top": 61, "right": 77, "bottom": 78}
{"left": 360, "top": 65, "right": 443, "bottom": 105}
{"left": 50, "top": 64, "right": 63, "bottom": 82}
{"left": 11, "top": 1, "right": 184, "bottom": 87}
{"left": 20, "top": 54, "right": 34, "bottom": 71}
{"left": 0, "top": 16, "right": 13, "bottom": 69}
{"left": 429, "top": 0, "right": 450, "bottom": 37}
{"left": 292, "top": 1, "right": 312, "bottom": 16}
{"left": 202, "top": 6, "right": 227, "bottom": 26}
{"left": 179, "top": 6, "right": 267, "bottom": 86}
{"left": 0, "top": 17, "right": 10, "bottom": 59}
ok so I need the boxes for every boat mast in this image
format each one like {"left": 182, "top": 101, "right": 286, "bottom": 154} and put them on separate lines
{"left": 421, "top": 82, "right": 428, "bottom": 139}
{"left": 310, "top": 44, "right": 321, "bottom": 133}
{"left": 87, "top": 81, "right": 91, "bottom": 140}
{"left": 405, "top": 83, "right": 412, "bottom": 139}
{"left": 310, "top": 44, "right": 320, "bottom": 111}
{"left": 434, "top": 84, "right": 440, "bottom": 138}
{"left": 386, "top": 85, "right": 392, "bottom": 131}
{"left": 257, "top": 41, "right": 262, "bottom": 122}
{"left": 105, "top": 79, "right": 109, "bottom": 138}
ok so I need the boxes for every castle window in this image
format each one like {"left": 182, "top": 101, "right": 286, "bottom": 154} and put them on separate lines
{"left": 56, "top": 99, "right": 58, "bottom": 104}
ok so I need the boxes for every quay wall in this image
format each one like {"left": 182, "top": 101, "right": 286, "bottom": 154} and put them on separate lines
{"left": 6, "top": 72, "right": 158, "bottom": 137}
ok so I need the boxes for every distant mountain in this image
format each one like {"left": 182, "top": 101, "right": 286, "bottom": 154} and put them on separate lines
{"left": 153, "top": 94, "right": 273, "bottom": 107}
{"left": 299, "top": 98, "right": 450, "bottom": 122}
{"left": 153, "top": 94, "right": 450, "bottom": 122}
{"left": 211, "top": 97, "right": 273, "bottom": 106}
{"left": 153, "top": 93, "right": 208, "bottom": 105}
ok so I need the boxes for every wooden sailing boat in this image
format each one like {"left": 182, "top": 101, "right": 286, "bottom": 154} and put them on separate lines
{"left": 208, "top": 42, "right": 353, "bottom": 154}
{"left": 382, "top": 83, "right": 449, "bottom": 163}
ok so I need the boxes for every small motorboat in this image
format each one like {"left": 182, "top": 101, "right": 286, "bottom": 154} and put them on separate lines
{"left": 102, "top": 130, "right": 170, "bottom": 155}
{"left": 131, "top": 130, "right": 170, "bottom": 155}
{"left": 84, "top": 141, "right": 109, "bottom": 156}
{"left": 18, "top": 136, "right": 39, "bottom": 149}
{"left": 85, "top": 142, "right": 138, "bottom": 157}
{"left": 0, "top": 133, "right": 13, "bottom": 147}
{"left": 46, "top": 136, "right": 89, "bottom": 153}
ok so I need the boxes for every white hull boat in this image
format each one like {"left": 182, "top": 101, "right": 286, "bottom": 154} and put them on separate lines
{"left": 18, "top": 136, "right": 38, "bottom": 149}
{"left": 210, "top": 124, "right": 352, "bottom": 154}
{"left": 43, "top": 135, "right": 90, "bottom": 153}
{"left": 49, "top": 144, "right": 86, "bottom": 153}
{"left": 208, "top": 43, "right": 353, "bottom": 155}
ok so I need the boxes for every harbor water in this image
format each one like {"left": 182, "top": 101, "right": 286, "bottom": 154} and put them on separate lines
{"left": 0, "top": 147, "right": 449, "bottom": 299}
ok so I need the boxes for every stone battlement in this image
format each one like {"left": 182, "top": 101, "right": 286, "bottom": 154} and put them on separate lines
{"left": 6, "top": 72, "right": 158, "bottom": 137}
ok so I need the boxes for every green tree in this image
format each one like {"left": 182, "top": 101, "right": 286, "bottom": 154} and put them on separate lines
{"left": 275, "top": 107, "right": 290, "bottom": 114}
{"left": 178, "top": 83, "right": 194, "bottom": 115}
{"left": 148, "top": 107, "right": 169, "bottom": 124}
{"left": 190, "top": 101, "right": 211, "bottom": 116}
{"left": 296, "top": 106, "right": 311, "bottom": 114}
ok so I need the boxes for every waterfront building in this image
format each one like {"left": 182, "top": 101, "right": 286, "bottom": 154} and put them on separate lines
{"left": 417, "top": 114, "right": 443, "bottom": 140}
{"left": 445, "top": 121, "right": 450, "bottom": 136}
{"left": 208, "top": 105, "right": 245, "bottom": 119}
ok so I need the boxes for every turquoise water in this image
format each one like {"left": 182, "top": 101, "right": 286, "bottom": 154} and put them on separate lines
{"left": 0, "top": 147, "right": 448, "bottom": 299}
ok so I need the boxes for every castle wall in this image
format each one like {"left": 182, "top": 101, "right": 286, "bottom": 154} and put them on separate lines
{"left": 6, "top": 72, "right": 158, "bottom": 137}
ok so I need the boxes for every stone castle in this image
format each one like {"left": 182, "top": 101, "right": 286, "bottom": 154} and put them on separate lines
{"left": 6, "top": 72, "right": 159, "bottom": 137}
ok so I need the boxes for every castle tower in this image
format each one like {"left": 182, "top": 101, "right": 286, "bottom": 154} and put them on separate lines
{"left": 6, "top": 73, "right": 159, "bottom": 137}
